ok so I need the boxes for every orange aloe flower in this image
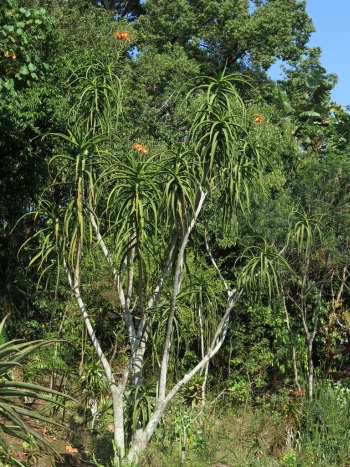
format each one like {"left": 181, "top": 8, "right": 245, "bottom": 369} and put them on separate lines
{"left": 114, "top": 30, "right": 131, "bottom": 42}
{"left": 133, "top": 143, "right": 148, "bottom": 155}
{"left": 255, "top": 114, "right": 263, "bottom": 124}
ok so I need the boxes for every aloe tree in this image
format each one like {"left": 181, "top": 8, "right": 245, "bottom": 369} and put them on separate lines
{"left": 239, "top": 209, "right": 327, "bottom": 401}
{"left": 20, "top": 64, "right": 282, "bottom": 464}
{"left": 281, "top": 210, "right": 325, "bottom": 400}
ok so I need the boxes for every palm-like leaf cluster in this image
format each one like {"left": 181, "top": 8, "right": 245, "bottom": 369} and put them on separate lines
{"left": 23, "top": 66, "right": 271, "bottom": 284}
{"left": 288, "top": 210, "right": 323, "bottom": 256}
{"left": 124, "top": 383, "right": 156, "bottom": 436}
{"left": 188, "top": 71, "right": 248, "bottom": 176}
{"left": 70, "top": 62, "right": 122, "bottom": 135}
{"left": 105, "top": 152, "right": 162, "bottom": 248}
{"left": 17, "top": 64, "right": 120, "bottom": 274}
{"left": 161, "top": 150, "right": 197, "bottom": 227}
{"left": 177, "top": 268, "right": 225, "bottom": 347}
{"left": 187, "top": 70, "right": 264, "bottom": 221}
{"left": 237, "top": 239, "right": 292, "bottom": 299}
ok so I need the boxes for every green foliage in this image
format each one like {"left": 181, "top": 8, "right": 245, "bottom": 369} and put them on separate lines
{"left": 237, "top": 240, "right": 292, "bottom": 299}
{"left": 0, "top": 0, "right": 54, "bottom": 97}
{"left": 181, "top": 375, "right": 203, "bottom": 408}
{"left": 226, "top": 304, "right": 294, "bottom": 402}
{"left": 70, "top": 62, "right": 123, "bottom": 134}
{"left": 79, "top": 359, "right": 110, "bottom": 405}
{"left": 304, "top": 66, "right": 334, "bottom": 108}
{"left": 187, "top": 70, "right": 267, "bottom": 225}
{"left": 288, "top": 210, "right": 323, "bottom": 257}
{"left": 0, "top": 316, "right": 70, "bottom": 458}
{"left": 296, "top": 379, "right": 350, "bottom": 465}
{"left": 3, "top": 0, "right": 350, "bottom": 464}
{"left": 278, "top": 86, "right": 293, "bottom": 119}
{"left": 143, "top": 402, "right": 286, "bottom": 466}
{"left": 124, "top": 383, "right": 156, "bottom": 436}
{"left": 280, "top": 452, "right": 297, "bottom": 467}
{"left": 93, "top": 439, "right": 137, "bottom": 467}
{"left": 105, "top": 151, "right": 162, "bottom": 251}
{"left": 277, "top": 65, "right": 338, "bottom": 152}
{"left": 138, "top": 0, "right": 315, "bottom": 71}
{"left": 278, "top": 66, "right": 335, "bottom": 123}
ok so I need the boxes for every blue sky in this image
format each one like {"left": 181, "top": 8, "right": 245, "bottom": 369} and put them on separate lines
{"left": 269, "top": 0, "right": 350, "bottom": 106}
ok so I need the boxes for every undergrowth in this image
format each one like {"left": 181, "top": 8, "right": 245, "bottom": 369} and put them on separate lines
{"left": 133, "top": 380, "right": 350, "bottom": 467}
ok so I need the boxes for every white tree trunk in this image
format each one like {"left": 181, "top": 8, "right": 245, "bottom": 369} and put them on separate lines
{"left": 64, "top": 261, "right": 126, "bottom": 458}
{"left": 68, "top": 192, "right": 243, "bottom": 465}
{"left": 127, "top": 294, "right": 239, "bottom": 463}
{"left": 158, "top": 190, "right": 207, "bottom": 400}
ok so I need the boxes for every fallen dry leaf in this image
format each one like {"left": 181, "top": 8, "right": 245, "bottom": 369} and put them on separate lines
{"left": 66, "top": 444, "right": 79, "bottom": 453}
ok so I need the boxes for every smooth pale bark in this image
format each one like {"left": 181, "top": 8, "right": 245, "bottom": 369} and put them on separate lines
{"left": 282, "top": 292, "right": 301, "bottom": 395}
{"left": 198, "top": 306, "right": 208, "bottom": 405}
{"left": 130, "top": 228, "right": 180, "bottom": 388}
{"left": 127, "top": 234, "right": 244, "bottom": 462}
{"left": 127, "top": 295, "right": 238, "bottom": 462}
{"left": 64, "top": 259, "right": 126, "bottom": 456}
{"left": 307, "top": 343, "right": 314, "bottom": 400}
{"left": 301, "top": 285, "right": 323, "bottom": 401}
{"left": 89, "top": 213, "right": 136, "bottom": 344}
{"left": 86, "top": 210, "right": 181, "bottom": 458}
{"left": 287, "top": 251, "right": 324, "bottom": 401}
{"left": 158, "top": 190, "right": 207, "bottom": 400}
{"left": 67, "top": 188, "right": 246, "bottom": 465}
{"left": 201, "top": 362, "right": 209, "bottom": 406}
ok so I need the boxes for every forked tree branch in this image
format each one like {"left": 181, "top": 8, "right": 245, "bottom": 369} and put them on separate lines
{"left": 64, "top": 259, "right": 116, "bottom": 386}
{"left": 129, "top": 289, "right": 240, "bottom": 459}
{"left": 89, "top": 212, "right": 136, "bottom": 344}
{"left": 158, "top": 188, "right": 207, "bottom": 400}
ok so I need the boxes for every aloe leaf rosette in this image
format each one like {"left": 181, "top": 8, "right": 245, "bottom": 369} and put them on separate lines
{"left": 0, "top": 316, "right": 71, "bottom": 457}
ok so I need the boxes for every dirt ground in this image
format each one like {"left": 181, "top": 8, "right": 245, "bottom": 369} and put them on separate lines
{"left": 1, "top": 397, "right": 91, "bottom": 467}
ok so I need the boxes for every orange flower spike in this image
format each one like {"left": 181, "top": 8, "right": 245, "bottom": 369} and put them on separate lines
{"left": 255, "top": 114, "right": 263, "bottom": 124}
{"left": 114, "top": 30, "right": 131, "bottom": 42}
{"left": 120, "top": 30, "right": 131, "bottom": 42}
{"left": 133, "top": 143, "right": 148, "bottom": 154}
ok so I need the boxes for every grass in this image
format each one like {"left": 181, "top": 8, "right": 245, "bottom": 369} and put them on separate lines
{"left": 133, "top": 380, "right": 350, "bottom": 467}
{"left": 138, "top": 404, "right": 285, "bottom": 467}
{"left": 11, "top": 364, "right": 348, "bottom": 467}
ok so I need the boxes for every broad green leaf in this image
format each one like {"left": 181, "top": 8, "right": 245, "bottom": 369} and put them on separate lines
{"left": 277, "top": 86, "right": 293, "bottom": 118}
